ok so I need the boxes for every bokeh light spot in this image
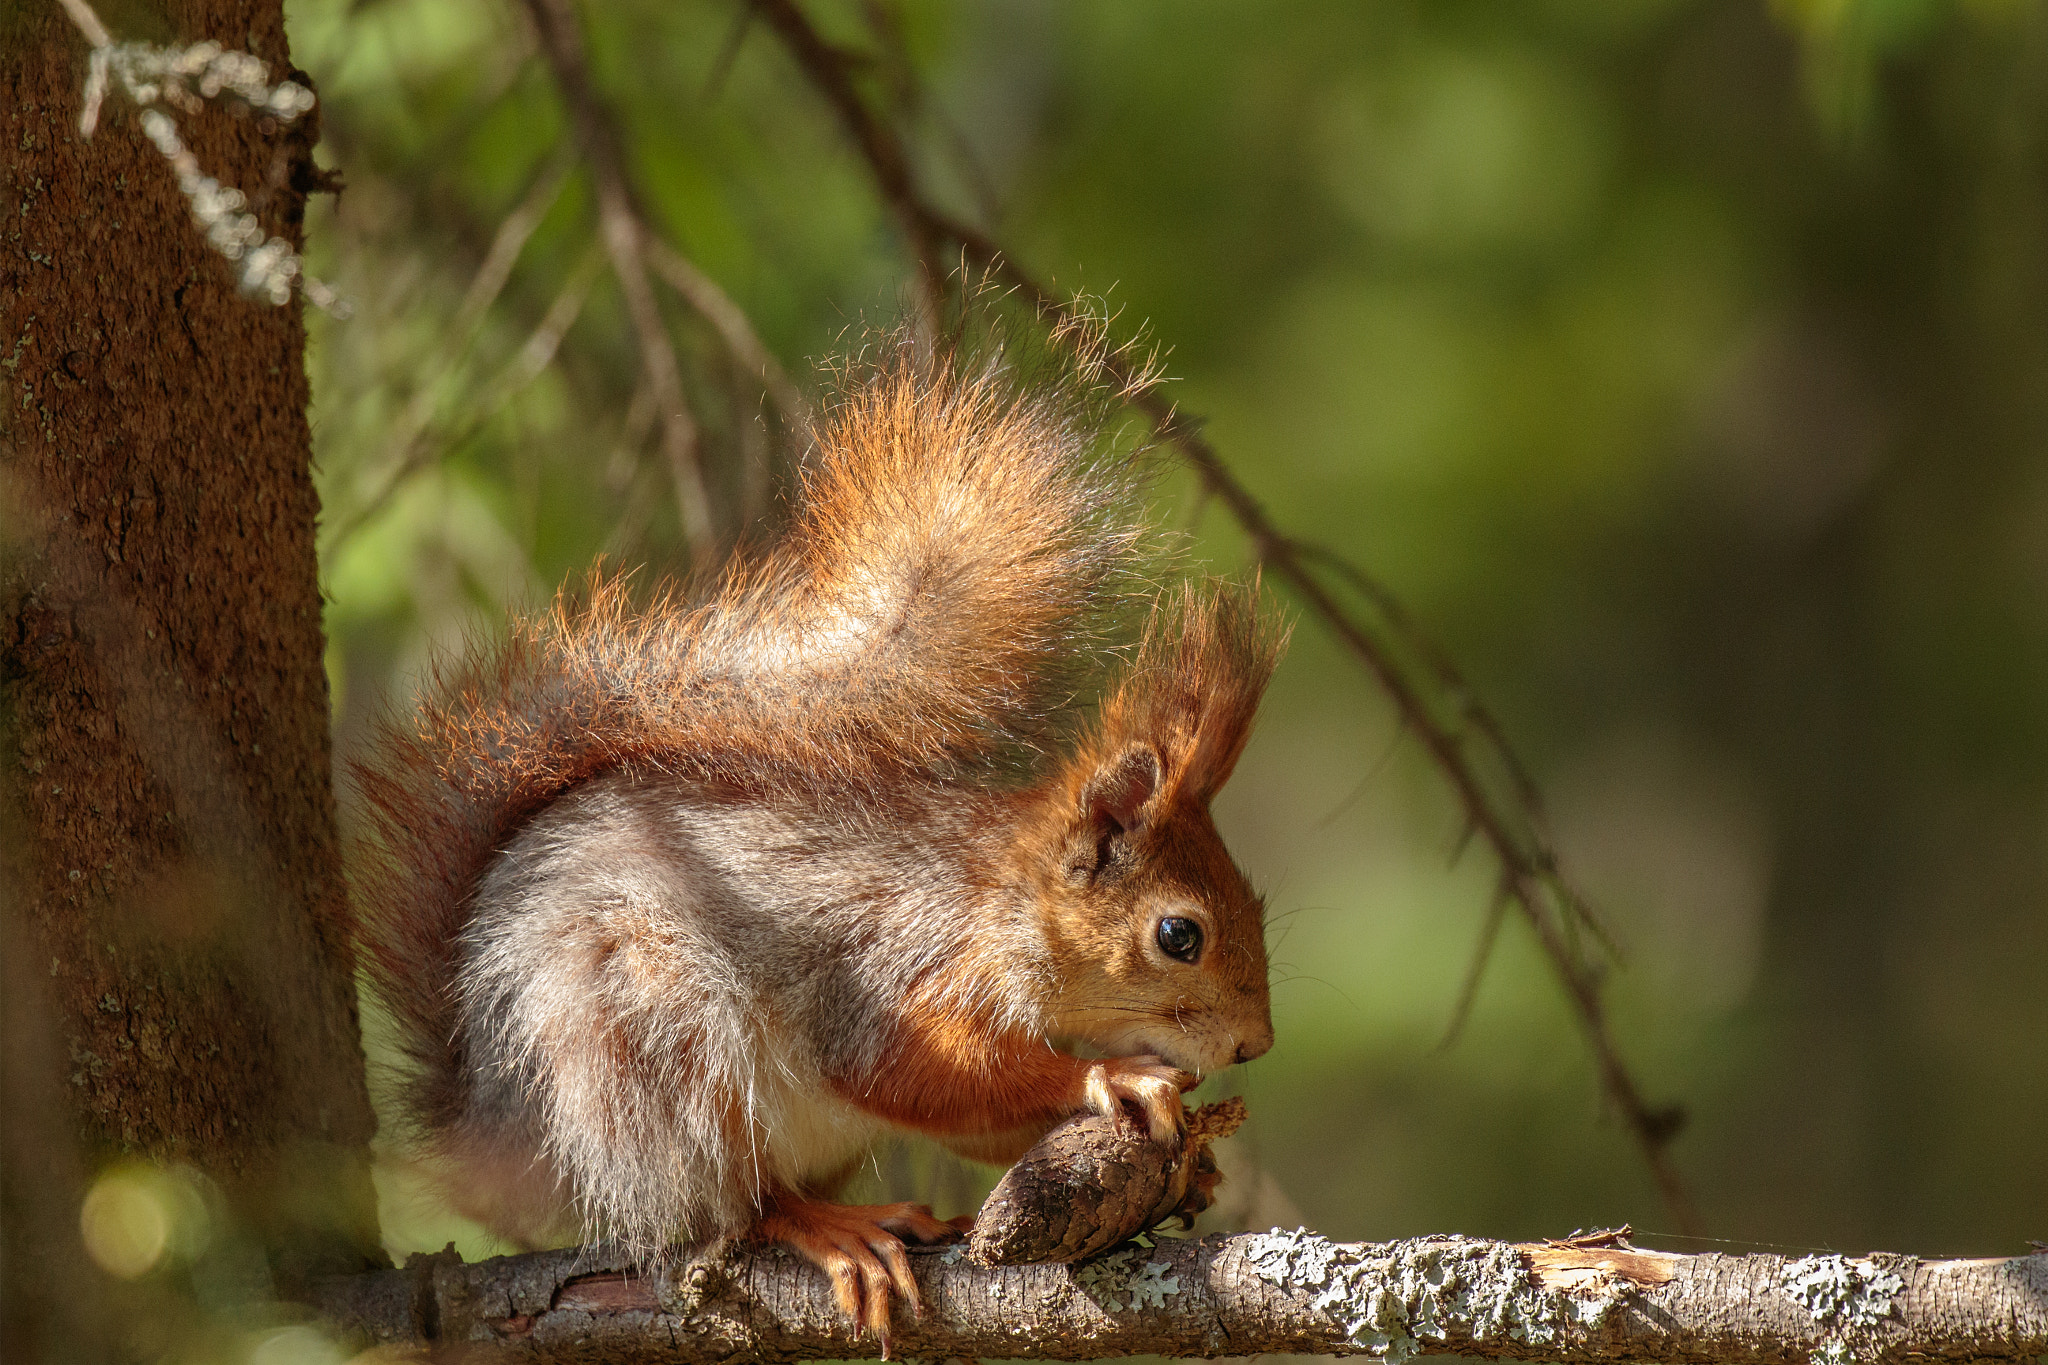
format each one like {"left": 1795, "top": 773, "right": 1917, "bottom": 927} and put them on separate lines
{"left": 250, "top": 1325, "right": 350, "bottom": 1365}
{"left": 80, "top": 1170, "right": 171, "bottom": 1279}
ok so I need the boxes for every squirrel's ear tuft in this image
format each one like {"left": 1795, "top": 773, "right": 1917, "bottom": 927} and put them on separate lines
{"left": 1087, "top": 579, "right": 1288, "bottom": 808}
{"left": 1084, "top": 742, "right": 1163, "bottom": 837}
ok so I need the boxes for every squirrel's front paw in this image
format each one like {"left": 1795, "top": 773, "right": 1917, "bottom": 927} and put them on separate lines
{"left": 1081, "top": 1054, "right": 1197, "bottom": 1148}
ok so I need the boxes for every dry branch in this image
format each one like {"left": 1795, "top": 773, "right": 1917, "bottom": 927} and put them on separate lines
{"left": 750, "top": 0, "right": 1701, "bottom": 1234}
{"left": 327, "top": 245, "right": 607, "bottom": 550}
{"left": 308, "top": 1232, "right": 2048, "bottom": 1363}
{"left": 522, "top": 0, "right": 717, "bottom": 569}
{"left": 326, "top": 156, "right": 581, "bottom": 551}
{"left": 642, "top": 236, "right": 809, "bottom": 437}
{"left": 751, "top": 0, "right": 948, "bottom": 317}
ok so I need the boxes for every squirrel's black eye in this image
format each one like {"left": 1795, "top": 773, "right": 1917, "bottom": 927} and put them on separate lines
{"left": 1155, "top": 916, "right": 1203, "bottom": 963}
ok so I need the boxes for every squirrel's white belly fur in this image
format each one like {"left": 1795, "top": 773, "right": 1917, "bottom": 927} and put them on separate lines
{"left": 449, "top": 772, "right": 952, "bottom": 1249}
{"left": 745, "top": 1028, "right": 892, "bottom": 1188}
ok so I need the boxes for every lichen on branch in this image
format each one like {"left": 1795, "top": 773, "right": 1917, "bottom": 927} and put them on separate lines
{"left": 306, "top": 1232, "right": 2048, "bottom": 1363}
{"left": 57, "top": 0, "right": 345, "bottom": 313}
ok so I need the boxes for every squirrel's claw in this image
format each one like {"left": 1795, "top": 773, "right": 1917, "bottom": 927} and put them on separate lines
{"left": 1082, "top": 1054, "right": 1197, "bottom": 1148}
{"left": 874, "top": 1203, "right": 963, "bottom": 1246}
{"left": 755, "top": 1197, "right": 959, "bottom": 1357}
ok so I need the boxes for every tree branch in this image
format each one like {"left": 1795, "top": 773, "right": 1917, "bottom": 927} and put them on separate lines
{"left": 642, "top": 236, "right": 809, "bottom": 439}
{"left": 308, "top": 1233, "right": 2048, "bottom": 1363}
{"left": 751, "top": 0, "right": 947, "bottom": 321}
{"left": 324, "top": 149, "right": 575, "bottom": 552}
{"left": 325, "top": 244, "right": 606, "bottom": 551}
{"left": 751, "top": 0, "right": 1702, "bottom": 1234}
{"left": 522, "top": 0, "right": 718, "bottom": 571}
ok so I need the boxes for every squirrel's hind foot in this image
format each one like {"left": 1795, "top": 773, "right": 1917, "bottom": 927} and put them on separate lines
{"left": 753, "top": 1194, "right": 961, "bottom": 1356}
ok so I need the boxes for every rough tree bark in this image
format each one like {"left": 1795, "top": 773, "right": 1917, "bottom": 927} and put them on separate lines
{"left": 308, "top": 1233, "right": 2048, "bottom": 1364}
{"left": 0, "top": 0, "right": 383, "bottom": 1357}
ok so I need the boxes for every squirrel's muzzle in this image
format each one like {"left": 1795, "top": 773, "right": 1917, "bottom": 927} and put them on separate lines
{"left": 1233, "top": 1023, "right": 1274, "bottom": 1065}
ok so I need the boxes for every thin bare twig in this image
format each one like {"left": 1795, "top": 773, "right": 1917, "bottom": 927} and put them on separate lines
{"left": 642, "top": 237, "right": 809, "bottom": 437}
{"left": 756, "top": 0, "right": 1701, "bottom": 1234}
{"left": 522, "top": 0, "right": 718, "bottom": 573}
{"left": 751, "top": 0, "right": 947, "bottom": 327}
{"left": 449, "top": 147, "right": 580, "bottom": 354}
{"left": 860, "top": 0, "right": 1005, "bottom": 229}
{"left": 1441, "top": 887, "right": 1510, "bottom": 1050}
{"left": 1145, "top": 369, "right": 1697, "bottom": 1232}
{"left": 473, "top": 249, "right": 607, "bottom": 415}
{"left": 607, "top": 377, "right": 657, "bottom": 490}
{"left": 334, "top": 147, "right": 577, "bottom": 549}
{"left": 1291, "top": 540, "right": 1550, "bottom": 822}
{"left": 326, "top": 246, "right": 606, "bottom": 550}
{"left": 596, "top": 379, "right": 663, "bottom": 557}
{"left": 701, "top": 0, "right": 758, "bottom": 103}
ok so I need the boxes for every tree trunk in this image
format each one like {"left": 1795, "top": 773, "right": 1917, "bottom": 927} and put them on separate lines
{"left": 0, "top": 0, "right": 382, "bottom": 1356}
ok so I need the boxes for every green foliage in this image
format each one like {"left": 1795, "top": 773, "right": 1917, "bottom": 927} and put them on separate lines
{"left": 295, "top": 0, "right": 2048, "bottom": 1263}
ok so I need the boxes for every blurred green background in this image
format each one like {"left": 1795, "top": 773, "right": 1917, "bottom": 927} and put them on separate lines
{"left": 295, "top": 0, "right": 2048, "bottom": 1265}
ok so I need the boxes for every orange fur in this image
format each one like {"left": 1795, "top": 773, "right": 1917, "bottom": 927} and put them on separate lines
{"left": 829, "top": 985, "right": 1094, "bottom": 1139}
{"left": 349, "top": 335, "right": 1284, "bottom": 1345}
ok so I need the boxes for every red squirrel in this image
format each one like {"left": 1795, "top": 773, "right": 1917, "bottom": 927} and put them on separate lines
{"left": 350, "top": 337, "right": 1283, "bottom": 1348}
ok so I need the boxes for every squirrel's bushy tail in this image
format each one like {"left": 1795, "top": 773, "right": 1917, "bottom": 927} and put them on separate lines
{"left": 651, "top": 341, "right": 1154, "bottom": 780}
{"left": 351, "top": 334, "right": 1153, "bottom": 1139}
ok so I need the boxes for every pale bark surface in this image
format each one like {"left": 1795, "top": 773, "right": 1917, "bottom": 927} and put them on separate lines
{"left": 0, "top": 2, "right": 382, "bottom": 1352}
{"left": 309, "top": 1233, "right": 2048, "bottom": 1364}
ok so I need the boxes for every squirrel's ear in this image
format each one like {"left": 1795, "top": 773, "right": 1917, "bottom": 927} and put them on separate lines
{"left": 1082, "top": 742, "right": 1163, "bottom": 838}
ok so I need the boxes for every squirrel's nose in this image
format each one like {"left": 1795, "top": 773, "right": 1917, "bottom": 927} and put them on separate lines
{"left": 1233, "top": 1027, "right": 1274, "bottom": 1065}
